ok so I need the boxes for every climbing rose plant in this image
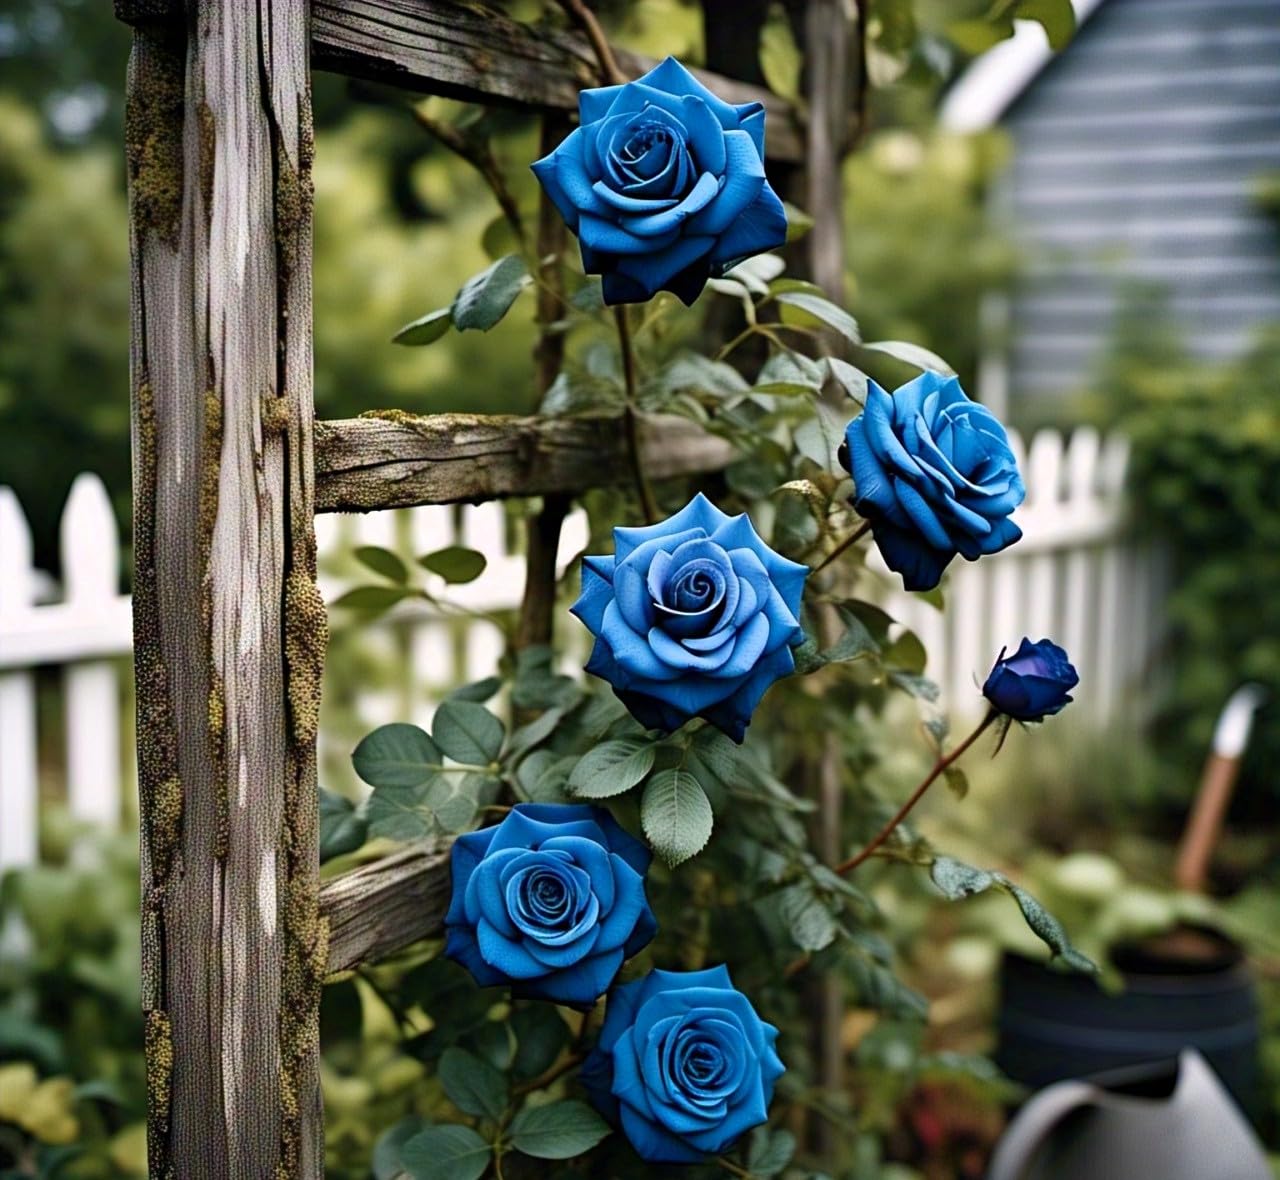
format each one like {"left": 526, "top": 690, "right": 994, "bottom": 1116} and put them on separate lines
{"left": 335, "top": 41, "right": 1087, "bottom": 1180}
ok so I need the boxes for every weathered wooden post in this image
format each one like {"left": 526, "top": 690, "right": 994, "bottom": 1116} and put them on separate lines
{"left": 119, "top": 3, "right": 799, "bottom": 1173}
{"left": 124, "top": 2, "right": 325, "bottom": 1174}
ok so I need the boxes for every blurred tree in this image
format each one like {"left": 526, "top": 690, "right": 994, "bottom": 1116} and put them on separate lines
{"left": 0, "top": 97, "right": 131, "bottom": 571}
{"left": 0, "top": 0, "right": 132, "bottom": 143}
{"left": 845, "top": 128, "right": 1016, "bottom": 392}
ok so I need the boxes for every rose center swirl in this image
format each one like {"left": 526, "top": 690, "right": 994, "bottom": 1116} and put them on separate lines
{"left": 510, "top": 863, "right": 581, "bottom": 932}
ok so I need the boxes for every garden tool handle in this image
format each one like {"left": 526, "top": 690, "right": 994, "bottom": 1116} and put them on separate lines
{"left": 1174, "top": 685, "right": 1266, "bottom": 893}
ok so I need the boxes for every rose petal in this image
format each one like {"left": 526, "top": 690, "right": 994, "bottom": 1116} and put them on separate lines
{"left": 686, "top": 129, "right": 766, "bottom": 237}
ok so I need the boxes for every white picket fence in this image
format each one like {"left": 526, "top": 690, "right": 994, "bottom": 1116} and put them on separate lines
{"left": 0, "top": 427, "right": 1165, "bottom": 872}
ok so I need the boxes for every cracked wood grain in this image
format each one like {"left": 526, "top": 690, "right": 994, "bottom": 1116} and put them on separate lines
{"left": 320, "top": 844, "right": 453, "bottom": 974}
{"left": 116, "top": 0, "right": 805, "bottom": 162}
{"left": 127, "top": 2, "right": 324, "bottom": 1174}
{"left": 313, "top": 412, "right": 737, "bottom": 513}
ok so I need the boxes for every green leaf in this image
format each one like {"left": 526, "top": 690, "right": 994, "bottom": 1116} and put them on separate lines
{"left": 373, "top": 1116, "right": 430, "bottom": 1180}
{"left": 779, "top": 883, "right": 838, "bottom": 952}
{"left": 419, "top": 546, "right": 488, "bottom": 585}
{"left": 793, "top": 401, "right": 848, "bottom": 469}
{"left": 511, "top": 1007, "right": 572, "bottom": 1081}
{"left": 567, "top": 739, "right": 656, "bottom": 799}
{"left": 641, "top": 768, "right": 714, "bottom": 867}
{"left": 862, "top": 340, "right": 957, "bottom": 376}
{"left": 393, "top": 307, "right": 452, "bottom": 347}
{"left": 775, "top": 291, "right": 861, "bottom": 344}
{"left": 823, "top": 614, "right": 880, "bottom": 665}
{"left": 748, "top": 1127, "right": 797, "bottom": 1178}
{"left": 931, "top": 856, "right": 998, "bottom": 898}
{"left": 930, "top": 857, "right": 1096, "bottom": 973}
{"left": 1016, "top": 0, "right": 1076, "bottom": 50}
{"left": 508, "top": 1099, "right": 611, "bottom": 1160}
{"left": 433, "top": 777, "right": 484, "bottom": 834}
{"left": 401, "top": 1124, "right": 492, "bottom": 1180}
{"left": 330, "top": 585, "right": 417, "bottom": 614}
{"left": 759, "top": 1, "right": 802, "bottom": 104}
{"left": 1008, "top": 885, "right": 1098, "bottom": 974}
{"left": 947, "top": 16, "right": 1014, "bottom": 53}
{"left": 570, "top": 279, "right": 605, "bottom": 311}
{"left": 755, "top": 350, "right": 824, "bottom": 397}
{"left": 438, "top": 1048, "right": 507, "bottom": 1121}
{"left": 943, "top": 765, "right": 969, "bottom": 799}
{"left": 433, "top": 700, "right": 505, "bottom": 765}
{"left": 354, "top": 545, "right": 409, "bottom": 584}
{"left": 783, "top": 201, "right": 814, "bottom": 242}
{"left": 507, "top": 705, "right": 571, "bottom": 761}
{"left": 366, "top": 780, "right": 441, "bottom": 842}
{"left": 353, "top": 724, "right": 441, "bottom": 789}
{"left": 481, "top": 212, "right": 522, "bottom": 261}
{"left": 689, "top": 728, "right": 742, "bottom": 786}
{"left": 450, "top": 677, "right": 504, "bottom": 704}
{"left": 452, "top": 254, "right": 529, "bottom": 332}
{"left": 319, "top": 788, "right": 367, "bottom": 863}
{"left": 828, "top": 357, "right": 868, "bottom": 403}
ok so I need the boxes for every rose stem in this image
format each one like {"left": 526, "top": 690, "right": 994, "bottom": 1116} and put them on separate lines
{"left": 835, "top": 707, "right": 999, "bottom": 875}
{"left": 811, "top": 519, "right": 871, "bottom": 575}
{"left": 616, "top": 305, "right": 660, "bottom": 524}
{"left": 556, "top": 0, "right": 626, "bottom": 86}
{"left": 408, "top": 107, "right": 527, "bottom": 248}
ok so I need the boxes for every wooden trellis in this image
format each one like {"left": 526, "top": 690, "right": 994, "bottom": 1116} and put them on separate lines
{"left": 115, "top": 1, "right": 846, "bottom": 1174}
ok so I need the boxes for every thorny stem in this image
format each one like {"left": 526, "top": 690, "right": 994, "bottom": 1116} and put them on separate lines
{"left": 717, "top": 1157, "right": 753, "bottom": 1178}
{"left": 556, "top": 0, "right": 627, "bottom": 85}
{"left": 836, "top": 708, "right": 1000, "bottom": 874}
{"left": 811, "top": 520, "right": 871, "bottom": 575}
{"left": 617, "top": 306, "right": 660, "bottom": 523}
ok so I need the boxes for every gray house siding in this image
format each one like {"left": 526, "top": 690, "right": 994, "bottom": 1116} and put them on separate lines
{"left": 997, "top": 0, "right": 1280, "bottom": 407}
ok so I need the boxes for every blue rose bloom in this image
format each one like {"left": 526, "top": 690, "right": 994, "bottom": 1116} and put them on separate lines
{"left": 840, "top": 371, "right": 1025, "bottom": 591}
{"left": 983, "top": 637, "right": 1079, "bottom": 722}
{"left": 531, "top": 57, "right": 787, "bottom": 305}
{"left": 444, "top": 803, "right": 656, "bottom": 1006}
{"left": 580, "top": 965, "right": 784, "bottom": 1164}
{"left": 572, "top": 493, "right": 808, "bottom": 743}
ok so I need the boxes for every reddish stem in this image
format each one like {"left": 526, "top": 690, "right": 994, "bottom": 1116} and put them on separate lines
{"left": 836, "top": 708, "right": 999, "bottom": 874}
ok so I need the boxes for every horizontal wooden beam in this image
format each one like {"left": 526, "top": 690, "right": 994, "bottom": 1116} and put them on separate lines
{"left": 115, "top": 0, "right": 804, "bottom": 162}
{"left": 320, "top": 843, "right": 452, "bottom": 973}
{"left": 314, "top": 411, "right": 736, "bottom": 513}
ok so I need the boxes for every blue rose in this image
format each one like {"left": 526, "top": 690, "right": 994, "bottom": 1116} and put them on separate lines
{"left": 580, "top": 965, "right": 784, "bottom": 1164}
{"left": 444, "top": 803, "right": 656, "bottom": 1005}
{"left": 531, "top": 57, "right": 787, "bottom": 306}
{"left": 982, "top": 637, "right": 1079, "bottom": 721}
{"left": 571, "top": 493, "right": 808, "bottom": 743}
{"left": 840, "top": 371, "right": 1025, "bottom": 591}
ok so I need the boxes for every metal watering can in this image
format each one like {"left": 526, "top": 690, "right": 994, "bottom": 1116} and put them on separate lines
{"left": 987, "top": 1049, "right": 1271, "bottom": 1180}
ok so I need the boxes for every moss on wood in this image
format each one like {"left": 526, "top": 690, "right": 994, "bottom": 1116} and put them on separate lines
{"left": 124, "top": 36, "right": 185, "bottom": 249}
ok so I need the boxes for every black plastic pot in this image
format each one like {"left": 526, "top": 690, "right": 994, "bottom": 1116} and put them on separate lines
{"left": 995, "top": 926, "right": 1260, "bottom": 1114}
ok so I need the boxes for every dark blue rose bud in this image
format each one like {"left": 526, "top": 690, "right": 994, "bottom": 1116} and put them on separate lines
{"left": 580, "top": 965, "right": 784, "bottom": 1164}
{"left": 571, "top": 493, "right": 808, "bottom": 743}
{"left": 531, "top": 57, "right": 787, "bottom": 305}
{"left": 841, "top": 371, "right": 1024, "bottom": 591}
{"left": 444, "top": 804, "right": 656, "bottom": 1006}
{"left": 983, "top": 637, "right": 1079, "bottom": 721}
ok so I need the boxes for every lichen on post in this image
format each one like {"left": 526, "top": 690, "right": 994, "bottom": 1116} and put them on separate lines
{"left": 124, "top": 3, "right": 324, "bottom": 1175}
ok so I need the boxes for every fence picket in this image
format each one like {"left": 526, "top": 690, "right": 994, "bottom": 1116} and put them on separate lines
{"left": 61, "top": 475, "right": 123, "bottom": 828}
{"left": 1, "top": 429, "right": 1164, "bottom": 849}
{"left": 0, "top": 487, "right": 39, "bottom": 874}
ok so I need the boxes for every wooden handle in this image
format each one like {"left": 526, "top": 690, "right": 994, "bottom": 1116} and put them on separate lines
{"left": 1174, "top": 754, "right": 1241, "bottom": 893}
